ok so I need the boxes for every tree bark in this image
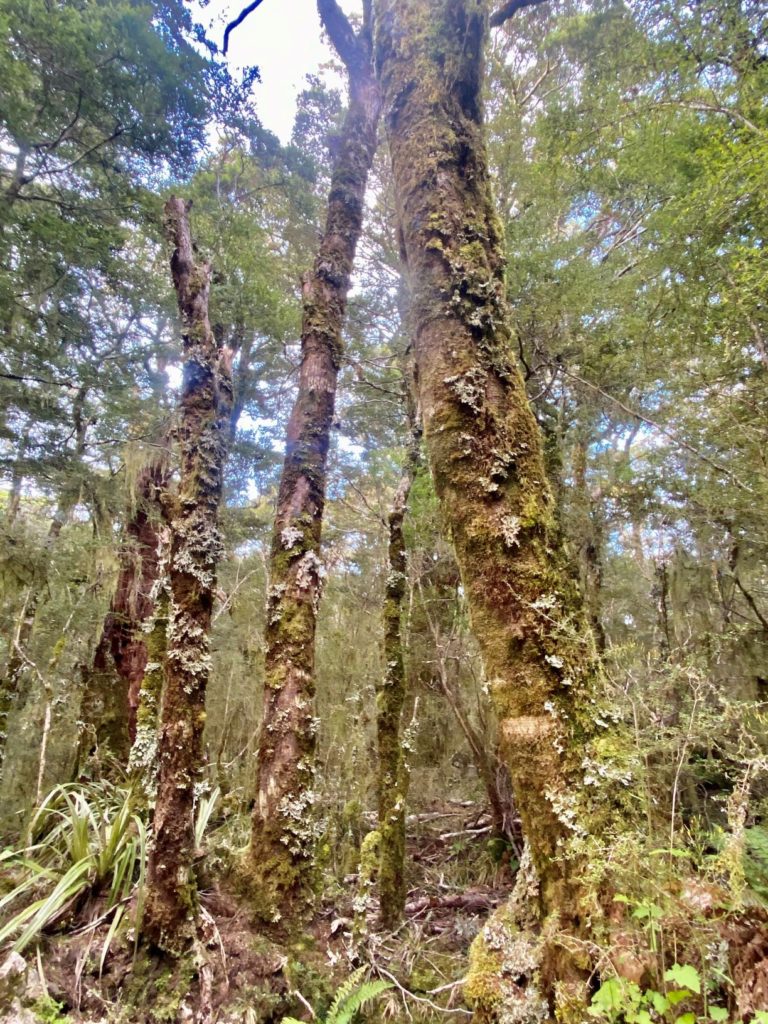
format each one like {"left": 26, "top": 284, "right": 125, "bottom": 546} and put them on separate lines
{"left": 246, "top": 0, "right": 380, "bottom": 919}
{"left": 78, "top": 459, "right": 168, "bottom": 766}
{"left": 375, "top": 0, "right": 635, "bottom": 1012}
{"left": 144, "top": 197, "right": 233, "bottom": 954}
{"left": 376, "top": 408, "right": 420, "bottom": 930}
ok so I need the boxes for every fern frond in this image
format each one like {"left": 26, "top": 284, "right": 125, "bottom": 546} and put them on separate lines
{"left": 334, "top": 978, "right": 393, "bottom": 1024}
{"left": 327, "top": 966, "right": 367, "bottom": 1020}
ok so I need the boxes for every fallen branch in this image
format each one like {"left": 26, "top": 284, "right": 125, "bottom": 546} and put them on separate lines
{"left": 405, "top": 891, "right": 501, "bottom": 916}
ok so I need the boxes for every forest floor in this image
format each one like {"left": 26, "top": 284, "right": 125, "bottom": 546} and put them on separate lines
{"left": 0, "top": 800, "right": 515, "bottom": 1023}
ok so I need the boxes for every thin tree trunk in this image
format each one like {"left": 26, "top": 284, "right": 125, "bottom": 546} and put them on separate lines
{"left": 0, "top": 387, "right": 89, "bottom": 778}
{"left": 377, "top": 409, "right": 420, "bottom": 930}
{"left": 573, "top": 435, "right": 606, "bottom": 652}
{"left": 246, "top": 0, "right": 380, "bottom": 919}
{"left": 144, "top": 197, "right": 233, "bottom": 954}
{"left": 375, "top": 0, "right": 635, "bottom": 1010}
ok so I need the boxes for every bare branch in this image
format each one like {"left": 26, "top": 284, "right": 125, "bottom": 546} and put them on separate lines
{"left": 223, "top": 0, "right": 266, "bottom": 55}
{"left": 560, "top": 365, "right": 754, "bottom": 495}
{"left": 317, "top": 0, "right": 365, "bottom": 74}
{"left": 490, "top": 0, "right": 548, "bottom": 28}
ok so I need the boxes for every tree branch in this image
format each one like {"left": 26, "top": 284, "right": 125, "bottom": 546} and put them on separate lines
{"left": 223, "top": 0, "right": 267, "bottom": 55}
{"left": 317, "top": 0, "right": 365, "bottom": 74}
{"left": 490, "top": 0, "right": 548, "bottom": 28}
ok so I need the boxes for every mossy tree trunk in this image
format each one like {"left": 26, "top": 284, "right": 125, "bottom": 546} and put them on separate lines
{"left": 375, "top": 0, "right": 635, "bottom": 1007}
{"left": 144, "top": 197, "right": 233, "bottom": 954}
{"left": 247, "top": 0, "right": 380, "bottom": 919}
{"left": 376, "top": 403, "right": 420, "bottom": 930}
{"left": 128, "top": 583, "right": 169, "bottom": 800}
{"left": 78, "top": 459, "right": 168, "bottom": 766}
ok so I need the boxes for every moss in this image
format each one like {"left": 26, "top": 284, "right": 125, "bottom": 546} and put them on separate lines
{"left": 353, "top": 829, "right": 381, "bottom": 940}
{"left": 465, "top": 907, "right": 549, "bottom": 1024}
{"left": 375, "top": 0, "right": 640, "bottom": 1004}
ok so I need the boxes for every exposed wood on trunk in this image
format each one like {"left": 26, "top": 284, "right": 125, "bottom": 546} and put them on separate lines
{"left": 144, "top": 196, "right": 233, "bottom": 954}
{"left": 246, "top": 0, "right": 380, "bottom": 919}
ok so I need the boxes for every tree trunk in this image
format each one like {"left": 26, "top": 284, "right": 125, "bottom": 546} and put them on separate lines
{"left": 128, "top": 584, "right": 169, "bottom": 800}
{"left": 376, "top": 411, "right": 420, "bottom": 930}
{"left": 572, "top": 436, "right": 606, "bottom": 653}
{"left": 144, "top": 197, "right": 233, "bottom": 954}
{"left": 375, "top": 0, "right": 635, "bottom": 1011}
{"left": 78, "top": 459, "right": 168, "bottom": 766}
{"left": 246, "top": 0, "right": 380, "bottom": 919}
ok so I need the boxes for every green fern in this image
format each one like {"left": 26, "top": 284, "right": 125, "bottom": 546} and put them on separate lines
{"left": 280, "top": 967, "right": 392, "bottom": 1024}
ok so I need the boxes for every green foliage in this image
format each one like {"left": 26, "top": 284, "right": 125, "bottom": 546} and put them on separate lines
{"left": 280, "top": 967, "right": 392, "bottom": 1024}
{"left": 30, "top": 995, "right": 73, "bottom": 1024}
{"left": 589, "top": 964, "right": 704, "bottom": 1024}
{"left": 0, "top": 781, "right": 146, "bottom": 957}
{"left": 744, "top": 826, "right": 768, "bottom": 903}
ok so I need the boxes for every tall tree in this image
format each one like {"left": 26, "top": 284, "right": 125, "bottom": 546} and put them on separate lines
{"left": 374, "top": 0, "right": 635, "bottom": 1011}
{"left": 244, "top": 0, "right": 380, "bottom": 918}
{"left": 144, "top": 197, "right": 233, "bottom": 953}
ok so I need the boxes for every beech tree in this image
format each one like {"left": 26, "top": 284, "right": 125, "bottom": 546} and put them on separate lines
{"left": 144, "top": 197, "right": 233, "bottom": 953}
{"left": 374, "top": 0, "right": 635, "bottom": 1012}
{"left": 245, "top": 0, "right": 380, "bottom": 918}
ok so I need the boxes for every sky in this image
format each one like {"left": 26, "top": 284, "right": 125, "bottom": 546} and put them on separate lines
{"left": 200, "top": 0, "right": 363, "bottom": 141}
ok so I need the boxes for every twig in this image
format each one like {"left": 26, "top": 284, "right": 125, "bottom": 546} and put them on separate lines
{"left": 374, "top": 966, "right": 472, "bottom": 1016}
{"left": 560, "top": 366, "right": 754, "bottom": 494}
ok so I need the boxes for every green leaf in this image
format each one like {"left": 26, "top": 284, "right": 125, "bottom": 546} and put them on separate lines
{"left": 665, "top": 964, "right": 701, "bottom": 994}
{"left": 667, "top": 990, "right": 692, "bottom": 1007}
{"left": 675, "top": 1015, "right": 696, "bottom": 1024}
{"left": 590, "top": 978, "right": 626, "bottom": 1017}
{"left": 629, "top": 1010, "right": 652, "bottom": 1024}
{"left": 650, "top": 991, "right": 670, "bottom": 1014}
{"left": 708, "top": 1008, "right": 728, "bottom": 1022}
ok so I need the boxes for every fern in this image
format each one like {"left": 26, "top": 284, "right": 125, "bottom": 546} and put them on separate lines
{"left": 332, "top": 979, "right": 392, "bottom": 1024}
{"left": 279, "top": 967, "right": 392, "bottom": 1024}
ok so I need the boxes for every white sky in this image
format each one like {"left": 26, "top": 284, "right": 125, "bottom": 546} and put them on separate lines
{"left": 200, "top": 0, "right": 363, "bottom": 141}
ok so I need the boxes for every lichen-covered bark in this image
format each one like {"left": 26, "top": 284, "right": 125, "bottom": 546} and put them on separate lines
{"left": 144, "top": 197, "right": 233, "bottom": 954}
{"left": 128, "top": 586, "right": 169, "bottom": 801}
{"left": 376, "top": 416, "right": 420, "bottom": 930}
{"left": 247, "top": 1, "right": 380, "bottom": 919}
{"left": 79, "top": 460, "right": 168, "bottom": 765}
{"left": 375, "top": 0, "right": 635, "bottom": 1008}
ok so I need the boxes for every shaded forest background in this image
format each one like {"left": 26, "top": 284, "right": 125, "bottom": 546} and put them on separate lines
{"left": 1, "top": 0, "right": 767, "bottom": 1021}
